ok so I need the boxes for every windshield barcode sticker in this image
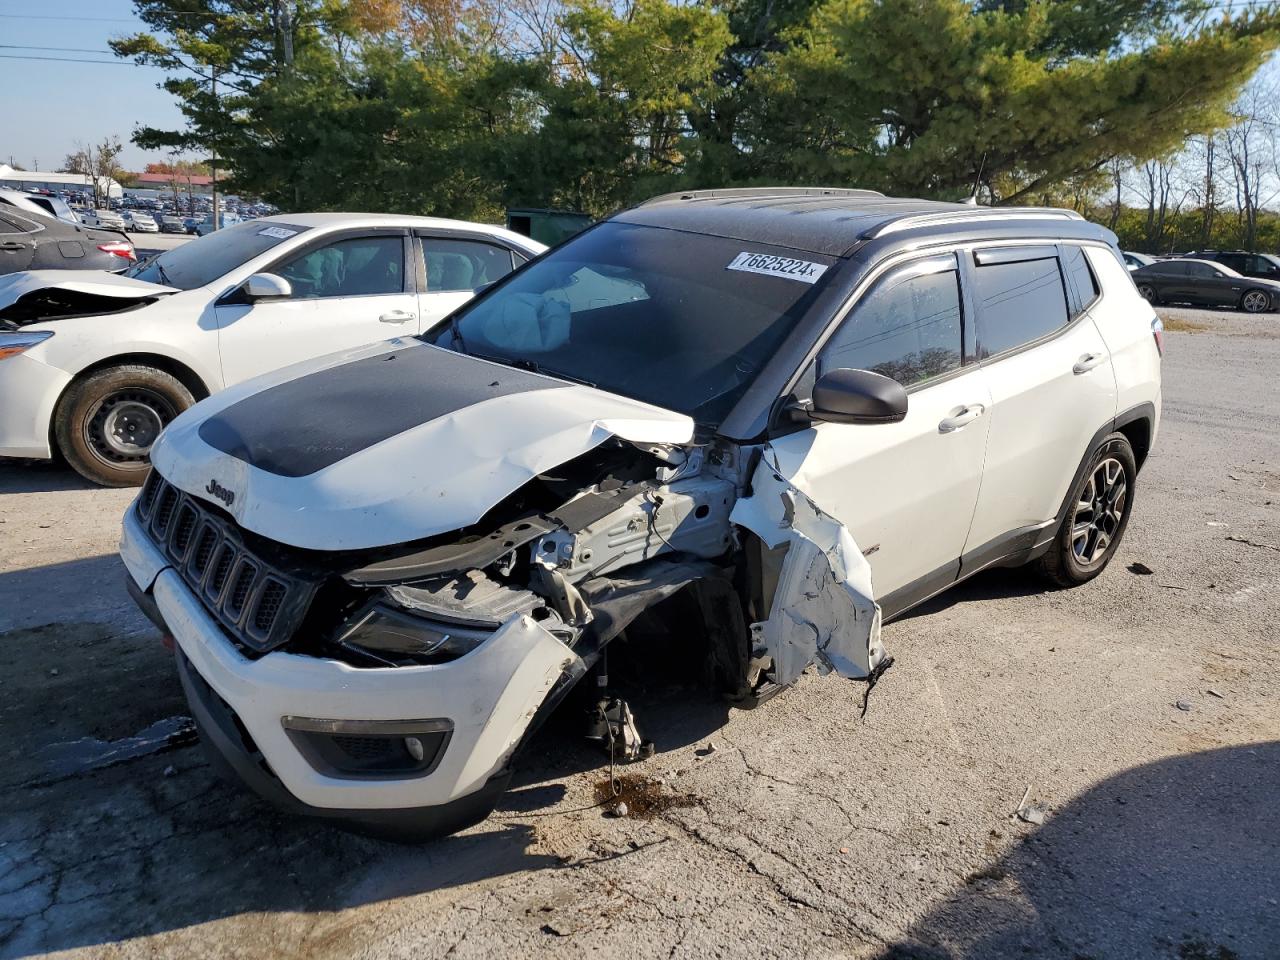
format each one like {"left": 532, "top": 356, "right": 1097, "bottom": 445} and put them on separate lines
{"left": 726, "top": 252, "right": 827, "bottom": 284}
{"left": 258, "top": 226, "right": 298, "bottom": 240}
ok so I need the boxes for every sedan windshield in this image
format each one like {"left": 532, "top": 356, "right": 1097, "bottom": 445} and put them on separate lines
{"left": 425, "top": 222, "right": 835, "bottom": 425}
{"left": 126, "top": 220, "right": 309, "bottom": 290}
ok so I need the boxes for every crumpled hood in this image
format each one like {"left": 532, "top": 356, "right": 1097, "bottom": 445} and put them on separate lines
{"left": 0, "top": 270, "right": 177, "bottom": 312}
{"left": 151, "top": 340, "right": 694, "bottom": 550}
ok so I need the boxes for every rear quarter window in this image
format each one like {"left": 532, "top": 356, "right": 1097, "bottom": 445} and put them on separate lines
{"left": 1062, "top": 245, "right": 1100, "bottom": 318}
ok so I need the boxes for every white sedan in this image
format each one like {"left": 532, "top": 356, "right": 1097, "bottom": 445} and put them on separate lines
{"left": 0, "top": 213, "right": 545, "bottom": 485}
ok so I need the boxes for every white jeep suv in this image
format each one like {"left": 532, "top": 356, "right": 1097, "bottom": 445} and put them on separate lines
{"left": 120, "top": 189, "right": 1162, "bottom": 838}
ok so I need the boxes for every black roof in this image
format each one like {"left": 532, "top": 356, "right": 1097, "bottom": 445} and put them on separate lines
{"left": 614, "top": 187, "right": 1106, "bottom": 257}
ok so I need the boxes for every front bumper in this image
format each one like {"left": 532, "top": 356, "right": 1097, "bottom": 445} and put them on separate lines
{"left": 0, "top": 352, "right": 70, "bottom": 459}
{"left": 120, "top": 505, "right": 581, "bottom": 831}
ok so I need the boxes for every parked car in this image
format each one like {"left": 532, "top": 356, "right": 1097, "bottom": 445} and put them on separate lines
{"left": 1185, "top": 250, "right": 1280, "bottom": 281}
{"left": 159, "top": 216, "right": 188, "bottom": 234}
{"left": 1132, "top": 257, "right": 1279, "bottom": 313}
{"left": 124, "top": 211, "right": 160, "bottom": 234}
{"left": 195, "top": 212, "right": 242, "bottom": 236}
{"left": 80, "top": 208, "right": 128, "bottom": 231}
{"left": 1121, "top": 251, "right": 1156, "bottom": 271}
{"left": 0, "top": 213, "right": 544, "bottom": 485}
{"left": 0, "top": 187, "right": 80, "bottom": 225}
{"left": 181, "top": 217, "right": 199, "bottom": 234}
{"left": 116, "top": 188, "right": 1162, "bottom": 839}
{"left": 0, "top": 208, "right": 135, "bottom": 277}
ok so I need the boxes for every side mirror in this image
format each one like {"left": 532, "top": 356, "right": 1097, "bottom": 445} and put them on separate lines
{"left": 808, "top": 368, "right": 908, "bottom": 424}
{"left": 243, "top": 272, "right": 292, "bottom": 301}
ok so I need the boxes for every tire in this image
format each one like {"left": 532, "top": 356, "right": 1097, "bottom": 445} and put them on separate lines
{"left": 54, "top": 364, "right": 195, "bottom": 487}
{"left": 1136, "top": 284, "right": 1160, "bottom": 305}
{"left": 1036, "top": 432, "right": 1137, "bottom": 588}
{"left": 1240, "top": 289, "right": 1272, "bottom": 314}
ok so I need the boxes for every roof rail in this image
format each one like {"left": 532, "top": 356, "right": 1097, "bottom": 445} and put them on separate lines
{"left": 638, "top": 186, "right": 887, "bottom": 206}
{"left": 865, "top": 206, "right": 1085, "bottom": 239}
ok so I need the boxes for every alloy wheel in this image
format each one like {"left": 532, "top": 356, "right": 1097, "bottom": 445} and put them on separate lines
{"left": 1070, "top": 457, "right": 1127, "bottom": 566}
{"left": 1137, "top": 285, "right": 1157, "bottom": 303}
{"left": 1242, "top": 290, "right": 1271, "bottom": 314}
{"left": 83, "top": 389, "right": 176, "bottom": 466}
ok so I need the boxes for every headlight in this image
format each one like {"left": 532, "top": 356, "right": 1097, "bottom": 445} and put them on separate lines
{"left": 335, "top": 602, "right": 493, "bottom": 666}
{"left": 0, "top": 330, "right": 54, "bottom": 361}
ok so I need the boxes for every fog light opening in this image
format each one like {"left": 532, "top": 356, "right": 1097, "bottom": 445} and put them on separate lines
{"left": 404, "top": 736, "right": 425, "bottom": 762}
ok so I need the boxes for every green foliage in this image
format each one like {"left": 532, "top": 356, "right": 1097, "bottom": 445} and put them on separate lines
{"left": 116, "top": 0, "right": 1280, "bottom": 221}
{"left": 738, "top": 0, "right": 1280, "bottom": 202}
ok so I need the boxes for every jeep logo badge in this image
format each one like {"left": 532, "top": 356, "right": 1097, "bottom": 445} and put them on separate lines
{"left": 205, "top": 479, "right": 235, "bottom": 507}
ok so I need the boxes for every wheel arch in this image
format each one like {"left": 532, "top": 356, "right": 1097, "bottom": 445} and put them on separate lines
{"left": 50, "top": 353, "right": 213, "bottom": 449}
{"left": 1114, "top": 403, "right": 1153, "bottom": 471}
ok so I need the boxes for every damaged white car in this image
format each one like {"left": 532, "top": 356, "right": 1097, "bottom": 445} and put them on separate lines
{"left": 0, "top": 213, "right": 543, "bottom": 486}
{"left": 120, "top": 188, "right": 1162, "bottom": 838}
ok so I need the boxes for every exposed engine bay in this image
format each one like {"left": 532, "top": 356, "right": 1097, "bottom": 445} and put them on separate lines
{"left": 256, "top": 434, "right": 887, "bottom": 710}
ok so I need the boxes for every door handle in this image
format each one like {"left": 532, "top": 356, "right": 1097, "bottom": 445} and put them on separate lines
{"left": 0, "top": 242, "right": 26, "bottom": 252}
{"left": 938, "top": 404, "right": 986, "bottom": 433}
{"left": 1073, "top": 352, "right": 1105, "bottom": 375}
{"left": 379, "top": 309, "right": 416, "bottom": 324}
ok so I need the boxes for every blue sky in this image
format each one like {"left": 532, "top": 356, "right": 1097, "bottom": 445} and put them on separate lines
{"left": 0, "top": 0, "right": 184, "bottom": 171}
{"left": 1, "top": 0, "right": 1276, "bottom": 177}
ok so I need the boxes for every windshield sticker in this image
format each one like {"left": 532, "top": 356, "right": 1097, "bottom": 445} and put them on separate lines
{"left": 257, "top": 226, "right": 298, "bottom": 240}
{"left": 727, "top": 251, "right": 827, "bottom": 284}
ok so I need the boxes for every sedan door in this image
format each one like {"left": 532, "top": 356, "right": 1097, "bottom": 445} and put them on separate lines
{"left": 416, "top": 233, "right": 525, "bottom": 328}
{"left": 215, "top": 230, "right": 417, "bottom": 385}
{"left": 0, "top": 213, "right": 36, "bottom": 275}
{"left": 960, "top": 246, "right": 1116, "bottom": 569}
{"left": 766, "top": 253, "right": 991, "bottom": 609}
{"left": 1185, "top": 260, "right": 1241, "bottom": 306}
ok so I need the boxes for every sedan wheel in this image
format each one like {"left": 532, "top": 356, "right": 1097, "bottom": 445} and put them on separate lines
{"left": 55, "top": 364, "right": 196, "bottom": 487}
{"left": 85, "top": 389, "right": 174, "bottom": 463}
{"left": 1241, "top": 289, "right": 1272, "bottom": 314}
{"left": 1137, "top": 284, "right": 1159, "bottom": 304}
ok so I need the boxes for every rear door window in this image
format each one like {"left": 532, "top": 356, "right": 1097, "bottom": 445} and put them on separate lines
{"left": 420, "top": 237, "right": 516, "bottom": 292}
{"left": 972, "top": 252, "right": 1070, "bottom": 358}
{"left": 818, "top": 257, "right": 963, "bottom": 386}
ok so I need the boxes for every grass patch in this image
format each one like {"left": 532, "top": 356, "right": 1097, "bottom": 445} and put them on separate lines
{"left": 1161, "top": 315, "right": 1211, "bottom": 333}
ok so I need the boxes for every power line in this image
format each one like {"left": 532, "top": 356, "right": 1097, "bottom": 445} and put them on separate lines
{"left": 0, "top": 54, "right": 133, "bottom": 65}
{"left": 0, "top": 14, "right": 139, "bottom": 22}
{"left": 0, "top": 44, "right": 114, "bottom": 54}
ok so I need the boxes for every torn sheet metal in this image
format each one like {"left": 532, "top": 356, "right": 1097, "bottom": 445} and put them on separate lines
{"left": 0, "top": 269, "right": 177, "bottom": 315}
{"left": 730, "top": 460, "right": 885, "bottom": 684}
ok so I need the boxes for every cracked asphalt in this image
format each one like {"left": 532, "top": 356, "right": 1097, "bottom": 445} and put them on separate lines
{"left": 1, "top": 305, "right": 1278, "bottom": 960}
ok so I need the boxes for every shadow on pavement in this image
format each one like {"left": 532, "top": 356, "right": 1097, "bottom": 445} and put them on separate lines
{"left": 0, "top": 459, "right": 97, "bottom": 495}
{"left": 893, "top": 567, "right": 1050, "bottom": 622}
{"left": 0, "top": 556, "right": 731, "bottom": 958}
{"left": 876, "top": 742, "right": 1280, "bottom": 960}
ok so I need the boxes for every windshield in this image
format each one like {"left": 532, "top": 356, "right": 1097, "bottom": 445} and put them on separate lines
{"left": 425, "top": 222, "right": 835, "bottom": 425}
{"left": 126, "top": 220, "right": 309, "bottom": 290}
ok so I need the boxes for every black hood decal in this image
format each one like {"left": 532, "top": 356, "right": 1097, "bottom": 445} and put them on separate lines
{"left": 198, "top": 344, "right": 560, "bottom": 478}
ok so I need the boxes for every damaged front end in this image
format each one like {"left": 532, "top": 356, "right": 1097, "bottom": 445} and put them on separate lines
{"left": 0, "top": 272, "right": 176, "bottom": 327}
{"left": 128, "top": 417, "right": 888, "bottom": 837}
{"left": 291, "top": 433, "right": 886, "bottom": 718}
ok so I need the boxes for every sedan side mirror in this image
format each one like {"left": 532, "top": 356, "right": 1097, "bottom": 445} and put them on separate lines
{"left": 243, "top": 272, "right": 292, "bottom": 301}
{"left": 808, "top": 368, "right": 908, "bottom": 424}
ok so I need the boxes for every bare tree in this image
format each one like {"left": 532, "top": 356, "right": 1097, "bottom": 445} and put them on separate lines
{"left": 1220, "top": 79, "right": 1279, "bottom": 251}
{"left": 1133, "top": 157, "right": 1191, "bottom": 253}
{"left": 63, "top": 137, "right": 126, "bottom": 206}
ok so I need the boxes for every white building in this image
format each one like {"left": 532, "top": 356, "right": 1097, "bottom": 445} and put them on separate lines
{"left": 0, "top": 164, "right": 123, "bottom": 199}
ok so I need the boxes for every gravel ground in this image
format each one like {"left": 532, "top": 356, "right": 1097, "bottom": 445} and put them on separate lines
{"left": 0, "top": 304, "right": 1277, "bottom": 960}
